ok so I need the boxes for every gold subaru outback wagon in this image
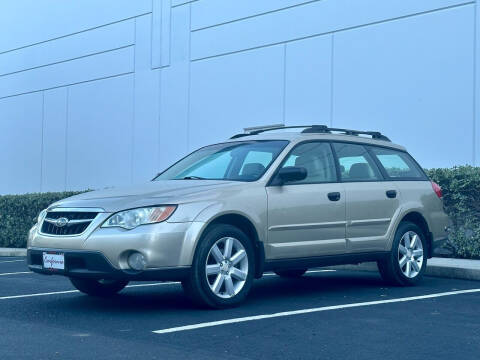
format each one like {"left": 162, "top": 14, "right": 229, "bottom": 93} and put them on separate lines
{"left": 28, "top": 125, "right": 448, "bottom": 308}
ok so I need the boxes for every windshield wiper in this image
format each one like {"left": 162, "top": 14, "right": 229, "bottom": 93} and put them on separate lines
{"left": 181, "top": 176, "right": 206, "bottom": 180}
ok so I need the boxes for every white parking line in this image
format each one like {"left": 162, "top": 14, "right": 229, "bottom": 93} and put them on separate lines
{"left": 152, "top": 288, "right": 480, "bottom": 334}
{"left": 0, "top": 290, "right": 80, "bottom": 300}
{"left": 0, "top": 272, "right": 32, "bottom": 276}
{"left": 0, "top": 282, "right": 174, "bottom": 301}
{"left": 0, "top": 260, "right": 25, "bottom": 263}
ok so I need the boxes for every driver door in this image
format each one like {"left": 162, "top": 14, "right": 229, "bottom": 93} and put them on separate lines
{"left": 266, "top": 141, "right": 346, "bottom": 259}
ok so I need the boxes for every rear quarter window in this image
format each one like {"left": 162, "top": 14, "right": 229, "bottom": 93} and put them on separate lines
{"left": 369, "top": 147, "right": 425, "bottom": 180}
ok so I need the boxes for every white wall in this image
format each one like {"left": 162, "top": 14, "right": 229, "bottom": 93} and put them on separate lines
{"left": 0, "top": 0, "right": 478, "bottom": 194}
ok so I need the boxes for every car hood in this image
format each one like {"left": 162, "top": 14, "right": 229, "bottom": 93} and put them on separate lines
{"left": 49, "top": 180, "right": 241, "bottom": 213}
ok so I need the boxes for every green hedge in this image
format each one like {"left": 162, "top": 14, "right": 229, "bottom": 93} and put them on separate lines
{"left": 426, "top": 166, "right": 480, "bottom": 259}
{"left": 0, "top": 191, "right": 86, "bottom": 248}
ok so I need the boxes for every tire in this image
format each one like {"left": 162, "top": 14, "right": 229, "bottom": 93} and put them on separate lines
{"left": 377, "top": 221, "right": 427, "bottom": 286}
{"left": 69, "top": 277, "right": 129, "bottom": 297}
{"left": 274, "top": 269, "right": 307, "bottom": 278}
{"left": 182, "top": 224, "right": 255, "bottom": 309}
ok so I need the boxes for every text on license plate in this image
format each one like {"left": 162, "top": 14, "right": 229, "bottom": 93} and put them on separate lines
{"left": 43, "top": 252, "right": 65, "bottom": 270}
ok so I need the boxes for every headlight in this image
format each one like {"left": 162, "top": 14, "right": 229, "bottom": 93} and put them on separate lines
{"left": 36, "top": 209, "right": 47, "bottom": 224}
{"left": 101, "top": 206, "right": 177, "bottom": 230}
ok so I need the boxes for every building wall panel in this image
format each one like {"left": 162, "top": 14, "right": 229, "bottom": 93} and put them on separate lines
{"left": 191, "top": 0, "right": 314, "bottom": 30}
{"left": 0, "top": 0, "right": 151, "bottom": 53}
{"left": 159, "top": 5, "right": 191, "bottom": 170}
{"left": 0, "top": 46, "right": 134, "bottom": 99}
{"left": 172, "top": 0, "right": 197, "bottom": 7}
{"left": 333, "top": 5, "right": 475, "bottom": 168}
{"left": 133, "top": 15, "right": 161, "bottom": 183}
{"left": 0, "top": 93, "right": 43, "bottom": 194}
{"left": 42, "top": 88, "right": 68, "bottom": 192}
{"left": 66, "top": 75, "right": 135, "bottom": 190}
{"left": 188, "top": 45, "right": 285, "bottom": 150}
{"left": 152, "top": 0, "right": 172, "bottom": 69}
{"left": 0, "top": 20, "right": 134, "bottom": 76}
{"left": 285, "top": 35, "right": 333, "bottom": 126}
{"left": 191, "top": 0, "right": 471, "bottom": 60}
{"left": 0, "top": 0, "right": 478, "bottom": 194}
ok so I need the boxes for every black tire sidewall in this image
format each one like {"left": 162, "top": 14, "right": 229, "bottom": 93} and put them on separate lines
{"left": 189, "top": 224, "right": 255, "bottom": 308}
{"left": 391, "top": 222, "right": 427, "bottom": 285}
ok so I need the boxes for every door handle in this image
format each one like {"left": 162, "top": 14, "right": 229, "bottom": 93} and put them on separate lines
{"left": 386, "top": 190, "right": 397, "bottom": 199}
{"left": 328, "top": 192, "right": 341, "bottom": 201}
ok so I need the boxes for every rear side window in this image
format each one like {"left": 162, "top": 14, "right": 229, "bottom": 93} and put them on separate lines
{"left": 370, "top": 147, "right": 425, "bottom": 179}
{"left": 333, "top": 143, "right": 382, "bottom": 182}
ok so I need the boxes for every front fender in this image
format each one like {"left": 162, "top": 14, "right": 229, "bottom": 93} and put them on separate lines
{"left": 176, "top": 184, "right": 268, "bottom": 265}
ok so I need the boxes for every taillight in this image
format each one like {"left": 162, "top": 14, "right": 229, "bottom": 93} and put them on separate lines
{"left": 431, "top": 181, "right": 442, "bottom": 198}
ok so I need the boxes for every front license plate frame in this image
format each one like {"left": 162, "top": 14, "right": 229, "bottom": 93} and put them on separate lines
{"left": 42, "top": 252, "right": 65, "bottom": 271}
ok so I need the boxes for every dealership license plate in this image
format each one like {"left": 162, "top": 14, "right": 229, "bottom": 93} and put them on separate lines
{"left": 42, "top": 252, "right": 65, "bottom": 271}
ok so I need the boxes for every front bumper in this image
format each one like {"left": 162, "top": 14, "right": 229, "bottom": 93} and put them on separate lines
{"left": 27, "top": 248, "right": 190, "bottom": 281}
{"left": 29, "top": 219, "right": 206, "bottom": 269}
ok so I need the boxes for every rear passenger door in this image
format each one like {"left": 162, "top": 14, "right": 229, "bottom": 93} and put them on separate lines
{"left": 332, "top": 142, "right": 400, "bottom": 252}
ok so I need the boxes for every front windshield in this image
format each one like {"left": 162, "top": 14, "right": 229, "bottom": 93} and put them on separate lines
{"left": 155, "top": 140, "right": 289, "bottom": 182}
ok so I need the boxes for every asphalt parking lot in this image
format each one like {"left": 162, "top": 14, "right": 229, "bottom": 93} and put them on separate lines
{"left": 1, "top": 257, "right": 479, "bottom": 360}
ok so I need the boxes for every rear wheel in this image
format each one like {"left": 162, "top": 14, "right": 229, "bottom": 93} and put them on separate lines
{"left": 182, "top": 224, "right": 255, "bottom": 309}
{"left": 274, "top": 269, "right": 307, "bottom": 278}
{"left": 69, "top": 277, "right": 128, "bottom": 297}
{"left": 377, "top": 221, "right": 427, "bottom": 286}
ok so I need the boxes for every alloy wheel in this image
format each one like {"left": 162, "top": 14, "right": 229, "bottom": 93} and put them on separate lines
{"left": 398, "top": 231, "right": 424, "bottom": 278}
{"left": 205, "top": 237, "right": 249, "bottom": 299}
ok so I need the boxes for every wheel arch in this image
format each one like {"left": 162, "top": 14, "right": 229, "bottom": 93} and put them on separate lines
{"left": 196, "top": 212, "right": 265, "bottom": 278}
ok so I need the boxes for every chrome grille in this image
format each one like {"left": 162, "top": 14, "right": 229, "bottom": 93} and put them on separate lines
{"left": 40, "top": 211, "right": 98, "bottom": 236}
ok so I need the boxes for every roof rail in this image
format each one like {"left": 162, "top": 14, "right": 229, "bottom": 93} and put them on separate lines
{"left": 302, "top": 125, "right": 391, "bottom": 142}
{"left": 230, "top": 124, "right": 391, "bottom": 142}
{"left": 230, "top": 124, "right": 286, "bottom": 139}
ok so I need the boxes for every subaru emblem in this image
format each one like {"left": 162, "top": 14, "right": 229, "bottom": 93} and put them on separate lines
{"left": 54, "top": 217, "right": 69, "bottom": 227}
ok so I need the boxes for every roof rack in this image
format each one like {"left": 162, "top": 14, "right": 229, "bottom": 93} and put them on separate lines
{"left": 230, "top": 124, "right": 391, "bottom": 142}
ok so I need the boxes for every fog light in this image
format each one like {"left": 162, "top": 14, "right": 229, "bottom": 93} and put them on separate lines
{"left": 128, "top": 252, "right": 146, "bottom": 271}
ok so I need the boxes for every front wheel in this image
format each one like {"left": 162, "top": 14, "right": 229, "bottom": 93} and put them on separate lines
{"left": 70, "top": 277, "right": 129, "bottom": 297}
{"left": 182, "top": 224, "right": 255, "bottom": 309}
{"left": 377, "top": 221, "right": 427, "bottom": 286}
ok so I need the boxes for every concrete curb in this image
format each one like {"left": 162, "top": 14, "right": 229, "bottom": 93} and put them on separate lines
{"left": 329, "top": 257, "right": 480, "bottom": 281}
{"left": 0, "top": 248, "right": 27, "bottom": 257}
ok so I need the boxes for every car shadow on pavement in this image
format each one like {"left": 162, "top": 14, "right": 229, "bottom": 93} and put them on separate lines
{"left": 54, "top": 270, "right": 386, "bottom": 313}
{"left": 249, "top": 271, "right": 385, "bottom": 301}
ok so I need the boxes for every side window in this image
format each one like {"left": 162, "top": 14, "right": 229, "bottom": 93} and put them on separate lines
{"left": 278, "top": 142, "right": 337, "bottom": 184}
{"left": 333, "top": 143, "right": 382, "bottom": 181}
{"left": 370, "top": 147, "right": 424, "bottom": 179}
{"left": 239, "top": 151, "right": 273, "bottom": 177}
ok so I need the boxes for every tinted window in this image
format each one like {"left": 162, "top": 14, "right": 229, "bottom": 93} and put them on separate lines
{"left": 181, "top": 152, "right": 232, "bottom": 179}
{"left": 333, "top": 143, "right": 382, "bottom": 181}
{"left": 239, "top": 151, "right": 273, "bottom": 176}
{"left": 370, "top": 147, "right": 424, "bottom": 179}
{"left": 278, "top": 142, "right": 337, "bottom": 184}
{"left": 156, "top": 140, "right": 289, "bottom": 182}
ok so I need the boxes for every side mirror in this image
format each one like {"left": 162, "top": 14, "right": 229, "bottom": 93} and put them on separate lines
{"left": 275, "top": 166, "right": 307, "bottom": 185}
